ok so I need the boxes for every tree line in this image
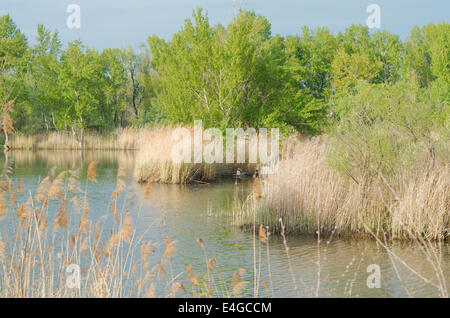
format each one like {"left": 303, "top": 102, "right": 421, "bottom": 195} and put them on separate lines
{"left": 0, "top": 9, "right": 448, "bottom": 145}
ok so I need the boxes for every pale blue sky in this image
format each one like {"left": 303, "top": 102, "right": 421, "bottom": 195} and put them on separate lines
{"left": 1, "top": 0, "right": 449, "bottom": 50}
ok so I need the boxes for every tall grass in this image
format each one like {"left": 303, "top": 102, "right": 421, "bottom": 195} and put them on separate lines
{"left": 233, "top": 136, "right": 449, "bottom": 240}
{"left": 10, "top": 126, "right": 258, "bottom": 184}
{"left": 134, "top": 126, "right": 256, "bottom": 184}
{"left": 0, "top": 161, "right": 446, "bottom": 297}
{"left": 9, "top": 128, "right": 147, "bottom": 150}
{"left": 0, "top": 162, "right": 253, "bottom": 297}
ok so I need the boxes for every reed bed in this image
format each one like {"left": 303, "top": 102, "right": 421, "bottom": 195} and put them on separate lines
{"left": 134, "top": 126, "right": 256, "bottom": 184}
{"left": 10, "top": 128, "right": 147, "bottom": 150}
{"left": 0, "top": 160, "right": 446, "bottom": 297}
{"left": 233, "top": 136, "right": 449, "bottom": 240}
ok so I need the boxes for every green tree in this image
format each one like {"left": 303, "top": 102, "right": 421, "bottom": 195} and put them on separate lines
{"left": 21, "top": 25, "right": 62, "bottom": 133}
{"left": 0, "top": 14, "right": 28, "bottom": 147}
{"left": 58, "top": 40, "right": 106, "bottom": 145}
{"left": 149, "top": 9, "right": 310, "bottom": 132}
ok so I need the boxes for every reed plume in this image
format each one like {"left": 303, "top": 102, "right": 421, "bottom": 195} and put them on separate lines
{"left": 53, "top": 200, "right": 68, "bottom": 232}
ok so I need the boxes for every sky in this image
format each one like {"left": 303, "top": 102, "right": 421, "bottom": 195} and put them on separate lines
{"left": 1, "top": 0, "right": 449, "bottom": 50}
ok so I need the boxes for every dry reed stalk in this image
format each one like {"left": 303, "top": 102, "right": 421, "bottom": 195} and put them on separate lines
{"left": 78, "top": 200, "right": 90, "bottom": 237}
{"left": 187, "top": 265, "right": 199, "bottom": 286}
{"left": 163, "top": 237, "right": 176, "bottom": 259}
{"left": 145, "top": 283, "right": 155, "bottom": 298}
{"left": 133, "top": 126, "right": 256, "bottom": 184}
{"left": 53, "top": 200, "right": 68, "bottom": 232}
{"left": 234, "top": 136, "right": 449, "bottom": 240}
{"left": 120, "top": 214, "right": 133, "bottom": 243}
{"left": 0, "top": 235, "right": 4, "bottom": 260}
{"left": 231, "top": 268, "right": 248, "bottom": 296}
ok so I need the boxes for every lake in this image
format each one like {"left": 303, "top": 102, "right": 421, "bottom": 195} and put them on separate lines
{"left": 2, "top": 150, "right": 448, "bottom": 297}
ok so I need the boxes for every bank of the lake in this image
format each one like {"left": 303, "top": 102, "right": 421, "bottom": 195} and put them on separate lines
{"left": 0, "top": 150, "right": 448, "bottom": 297}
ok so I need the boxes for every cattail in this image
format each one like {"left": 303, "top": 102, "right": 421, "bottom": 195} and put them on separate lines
{"left": 53, "top": 200, "right": 68, "bottom": 232}
{"left": 87, "top": 161, "right": 98, "bottom": 183}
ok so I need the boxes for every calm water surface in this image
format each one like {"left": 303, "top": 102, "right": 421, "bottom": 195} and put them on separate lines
{"left": 2, "top": 150, "right": 449, "bottom": 297}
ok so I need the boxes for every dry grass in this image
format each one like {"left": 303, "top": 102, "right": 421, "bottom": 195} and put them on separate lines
{"left": 11, "top": 126, "right": 258, "bottom": 184}
{"left": 134, "top": 126, "right": 256, "bottom": 184}
{"left": 0, "top": 160, "right": 446, "bottom": 298}
{"left": 0, "top": 163, "right": 257, "bottom": 298}
{"left": 233, "top": 136, "right": 449, "bottom": 240}
{"left": 10, "top": 127, "right": 147, "bottom": 150}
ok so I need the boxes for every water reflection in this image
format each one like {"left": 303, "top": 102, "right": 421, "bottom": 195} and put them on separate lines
{"left": 3, "top": 150, "right": 449, "bottom": 297}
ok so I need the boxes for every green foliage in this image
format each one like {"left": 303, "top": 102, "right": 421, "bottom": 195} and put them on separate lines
{"left": 404, "top": 22, "right": 449, "bottom": 87}
{"left": 149, "top": 9, "right": 323, "bottom": 133}
{"left": 0, "top": 12, "right": 447, "bottom": 140}
{"left": 328, "top": 80, "right": 448, "bottom": 186}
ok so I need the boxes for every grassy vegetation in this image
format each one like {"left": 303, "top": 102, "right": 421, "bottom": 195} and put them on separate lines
{"left": 9, "top": 128, "right": 145, "bottom": 150}
{"left": 133, "top": 126, "right": 257, "bottom": 184}
{"left": 0, "top": 161, "right": 447, "bottom": 297}
{"left": 233, "top": 136, "right": 448, "bottom": 240}
{"left": 0, "top": 162, "right": 257, "bottom": 297}
{"left": 233, "top": 79, "right": 449, "bottom": 241}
